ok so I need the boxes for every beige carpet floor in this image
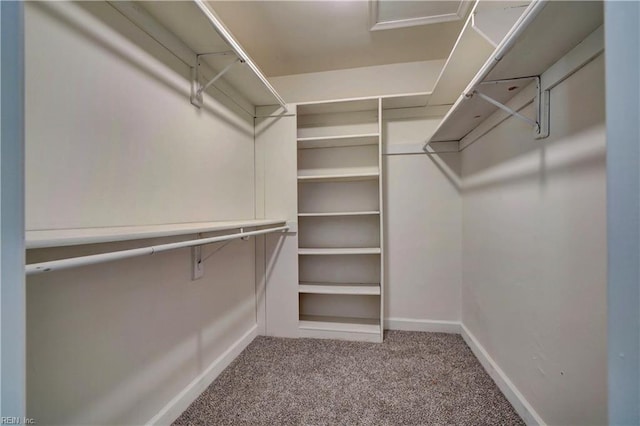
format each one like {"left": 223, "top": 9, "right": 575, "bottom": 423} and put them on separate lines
{"left": 173, "top": 330, "right": 524, "bottom": 425}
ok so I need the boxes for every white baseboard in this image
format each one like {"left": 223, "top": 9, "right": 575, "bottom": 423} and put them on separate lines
{"left": 146, "top": 321, "right": 543, "bottom": 426}
{"left": 147, "top": 325, "right": 259, "bottom": 426}
{"left": 460, "top": 324, "right": 546, "bottom": 426}
{"left": 384, "top": 318, "right": 462, "bottom": 334}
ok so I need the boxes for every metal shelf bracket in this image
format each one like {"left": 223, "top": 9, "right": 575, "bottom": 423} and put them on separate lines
{"left": 190, "top": 56, "right": 244, "bottom": 108}
{"left": 473, "top": 76, "right": 550, "bottom": 139}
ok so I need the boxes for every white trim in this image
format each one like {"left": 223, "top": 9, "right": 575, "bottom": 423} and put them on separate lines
{"left": 460, "top": 324, "right": 546, "bottom": 426}
{"left": 384, "top": 318, "right": 462, "bottom": 334}
{"left": 147, "top": 325, "right": 258, "bottom": 426}
{"left": 369, "top": 0, "right": 470, "bottom": 32}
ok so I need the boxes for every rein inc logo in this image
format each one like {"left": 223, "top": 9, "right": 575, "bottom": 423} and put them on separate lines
{"left": 0, "top": 418, "right": 35, "bottom": 425}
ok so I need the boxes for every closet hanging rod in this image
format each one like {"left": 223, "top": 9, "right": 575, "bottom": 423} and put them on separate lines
{"left": 192, "top": 0, "right": 288, "bottom": 113}
{"left": 26, "top": 225, "right": 289, "bottom": 276}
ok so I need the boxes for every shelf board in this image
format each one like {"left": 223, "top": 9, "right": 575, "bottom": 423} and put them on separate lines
{"left": 26, "top": 219, "right": 287, "bottom": 249}
{"left": 297, "top": 98, "right": 379, "bottom": 116}
{"left": 299, "top": 282, "right": 380, "bottom": 295}
{"left": 112, "top": 1, "right": 284, "bottom": 109}
{"left": 299, "top": 315, "right": 380, "bottom": 334}
{"left": 429, "top": 1, "right": 603, "bottom": 143}
{"left": 297, "top": 133, "right": 379, "bottom": 149}
{"left": 381, "top": 92, "right": 431, "bottom": 110}
{"left": 298, "top": 211, "right": 380, "bottom": 218}
{"left": 429, "top": 1, "right": 524, "bottom": 105}
{"left": 297, "top": 171, "right": 379, "bottom": 183}
{"left": 298, "top": 248, "right": 381, "bottom": 255}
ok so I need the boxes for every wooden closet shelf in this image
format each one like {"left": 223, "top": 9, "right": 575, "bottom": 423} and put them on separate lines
{"left": 299, "top": 282, "right": 381, "bottom": 295}
{"left": 26, "top": 219, "right": 287, "bottom": 249}
{"left": 298, "top": 248, "right": 381, "bottom": 255}
{"left": 299, "top": 315, "right": 381, "bottom": 335}
{"left": 297, "top": 171, "right": 379, "bottom": 183}
{"left": 298, "top": 211, "right": 380, "bottom": 217}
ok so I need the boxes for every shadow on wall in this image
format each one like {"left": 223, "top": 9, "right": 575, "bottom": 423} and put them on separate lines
{"left": 32, "top": 1, "right": 253, "bottom": 135}
{"left": 461, "top": 102, "right": 606, "bottom": 195}
{"left": 424, "top": 151, "right": 463, "bottom": 192}
{"left": 26, "top": 236, "right": 256, "bottom": 425}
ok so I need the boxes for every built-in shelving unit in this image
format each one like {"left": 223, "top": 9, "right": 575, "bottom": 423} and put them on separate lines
{"left": 428, "top": 0, "right": 603, "bottom": 145}
{"left": 296, "top": 98, "right": 384, "bottom": 343}
{"left": 107, "top": 0, "right": 286, "bottom": 115}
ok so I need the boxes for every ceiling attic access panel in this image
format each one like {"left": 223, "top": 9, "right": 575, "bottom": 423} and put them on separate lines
{"left": 112, "top": 1, "right": 285, "bottom": 112}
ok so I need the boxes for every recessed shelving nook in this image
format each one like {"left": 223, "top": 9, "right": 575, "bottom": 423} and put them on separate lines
{"left": 296, "top": 98, "right": 384, "bottom": 343}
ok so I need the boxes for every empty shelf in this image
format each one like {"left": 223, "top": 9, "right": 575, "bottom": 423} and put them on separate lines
{"left": 428, "top": 1, "right": 498, "bottom": 106}
{"left": 429, "top": 1, "right": 603, "bottom": 143}
{"left": 26, "top": 219, "right": 287, "bottom": 249}
{"left": 110, "top": 1, "right": 285, "bottom": 110}
{"left": 299, "top": 282, "right": 380, "bottom": 295}
{"left": 297, "top": 98, "right": 379, "bottom": 116}
{"left": 298, "top": 248, "right": 381, "bottom": 255}
{"left": 297, "top": 171, "right": 379, "bottom": 183}
{"left": 297, "top": 134, "right": 379, "bottom": 149}
{"left": 381, "top": 92, "right": 432, "bottom": 110}
{"left": 298, "top": 211, "right": 380, "bottom": 217}
{"left": 299, "top": 315, "right": 380, "bottom": 334}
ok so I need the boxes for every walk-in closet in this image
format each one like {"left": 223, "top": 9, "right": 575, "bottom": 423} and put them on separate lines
{"left": 1, "top": 0, "right": 638, "bottom": 425}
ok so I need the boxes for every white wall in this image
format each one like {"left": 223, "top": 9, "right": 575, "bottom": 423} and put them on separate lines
{"left": 25, "top": 2, "right": 255, "bottom": 230}
{"left": 382, "top": 108, "right": 462, "bottom": 329}
{"left": 270, "top": 60, "right": 445, "bottom": 104}
{"left": 25, "top": 2, "right": 259, "bottom": 424}
{"left": 461, "top": 55, "right": 607, "bottom": 425}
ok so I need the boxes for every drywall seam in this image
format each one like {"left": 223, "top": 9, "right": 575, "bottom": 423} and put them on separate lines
{"left": 146, "top": 325, "right": 258, "bottom": 426}
{"left": 461, "top": 324, "right": 546, "bottom": 426}
{"left": 384, "top": 318, "right": 461, "bottom": 334}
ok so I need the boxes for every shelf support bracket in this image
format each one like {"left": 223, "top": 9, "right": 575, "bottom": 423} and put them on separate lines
{"left": 190, "top": 57, "right": 243, "bottom": 108}
{"left": 473, "top": 76, "right": 549, "bottom": 139}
